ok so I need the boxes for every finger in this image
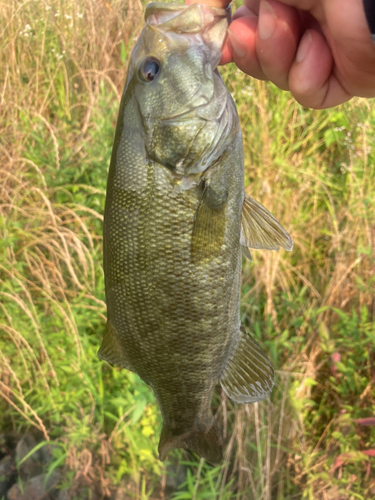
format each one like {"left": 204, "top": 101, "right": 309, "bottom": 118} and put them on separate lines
{"left": 257, "top": 0, "right": 316, "bottom": 11}
{"left": 233, "top": 4, "right": 258, "bottom": 20}
{"left": 186, "top": 0, "right": 232, "bottom": 8}
{"left": 221, "top": 6, "right": 259, "bottom": 65}
{"left": 324, "top": 2, "right": 375, "bottom": 98}
{"left": 220, "top": 36, "right": 233, "bottom": 65}
{"left": 255, "top": 0, "right": 301, "bottom": 90}
{"left": 224, "top": 13, "right": 267, "bottom": 81}
{"left": 288, "top": 29, "right": 352, "bottom": 108}
{"left": 241, "top": 0, "right": 260, "bottom": 16}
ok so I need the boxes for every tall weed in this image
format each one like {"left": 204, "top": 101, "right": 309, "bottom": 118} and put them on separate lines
{"left": 0, "top": 0, "right": 374, "bottom": 499}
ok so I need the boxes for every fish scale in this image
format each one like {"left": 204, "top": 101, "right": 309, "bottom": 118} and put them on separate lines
{"left": 99, "top": 2, "right": 293, "bottom": 464}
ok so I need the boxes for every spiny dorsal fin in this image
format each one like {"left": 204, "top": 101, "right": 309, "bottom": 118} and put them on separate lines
{"left": 241, "top": 194, "right": 293, "bottom": 258}
{"left": 98, "top": 320, "right": 134, "bottom": 371}
{"left": 220, "top": 326, "right": 274, "bottom": 403}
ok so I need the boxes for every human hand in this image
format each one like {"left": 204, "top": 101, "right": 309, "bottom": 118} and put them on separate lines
{"left": 188, "top": 0, "right": 375, "bottom": 109}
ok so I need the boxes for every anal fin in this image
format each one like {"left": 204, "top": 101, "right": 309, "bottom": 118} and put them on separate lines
{"left": 98, "top": 320, "right": 133, "bottom": 371}
{"left": 220, "top": 326, "right": 274, "bottom": 403}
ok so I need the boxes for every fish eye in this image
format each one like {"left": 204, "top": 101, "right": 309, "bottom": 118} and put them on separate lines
{"left": 140, "top": 57, "right": 161, "bottom": 82}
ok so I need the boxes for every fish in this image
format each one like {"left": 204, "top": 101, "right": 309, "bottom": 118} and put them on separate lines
{"left": 98, "top": 1, "right": 293, "bottom": 465}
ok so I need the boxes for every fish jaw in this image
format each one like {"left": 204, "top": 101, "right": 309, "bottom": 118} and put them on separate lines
{"left": 144, "top": 2, "right": 230, "bottom": 65}
{"left": 133, "top": 2, "right": 230, "bottom": 87}
{"left": 124, "top": 2, "right": 237, "bottom": 178}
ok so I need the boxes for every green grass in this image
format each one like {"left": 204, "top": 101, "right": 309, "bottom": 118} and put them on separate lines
{"left": 1, "top": 0, "right": 374, "bottom": 499}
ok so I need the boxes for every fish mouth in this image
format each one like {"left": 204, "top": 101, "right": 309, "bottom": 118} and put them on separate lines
{"left": 145, "top": 3, "right": 230, "bottom": 55}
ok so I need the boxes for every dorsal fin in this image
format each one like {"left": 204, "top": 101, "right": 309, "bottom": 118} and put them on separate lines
{"left": 241, "top": 194, "right": 293, "bottom": 259}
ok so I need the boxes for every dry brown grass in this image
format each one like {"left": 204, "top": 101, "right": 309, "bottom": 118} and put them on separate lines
{"left": 0, "top": 0, "right": 142, "bottom": 495}
{"left": 1, "top": 0, "right": 374, "bottom": 499}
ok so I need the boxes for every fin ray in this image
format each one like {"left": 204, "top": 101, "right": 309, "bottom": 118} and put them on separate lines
{"left": 241, "top": 244, "right": 253, "bottom": 261}
{"left": 98, "top": 320, "right": 134, "bottom": 370}
{"left": 159, "top": 422, "right": 222, "bottom": 465}
{"left": 241, "top": 194, "right": 293, "bottom": 254}
{"left": 220, "top": 326, "right": 274, "bottom": 403}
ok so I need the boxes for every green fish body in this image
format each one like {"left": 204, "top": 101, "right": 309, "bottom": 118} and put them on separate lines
{"left": 99, "top": 2, "right": 292, "bottom": 464}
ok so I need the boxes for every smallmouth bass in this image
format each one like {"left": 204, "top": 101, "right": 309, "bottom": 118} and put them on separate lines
{"left": 99, "top": 2, "right": 293, "bottom": 464}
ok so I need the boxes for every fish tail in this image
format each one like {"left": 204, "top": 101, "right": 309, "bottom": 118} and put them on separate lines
{"left": 158, "top": 423, "right": 222, "bottom": 465}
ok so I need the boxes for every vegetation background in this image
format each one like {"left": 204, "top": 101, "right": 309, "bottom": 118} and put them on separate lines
{"left": 1, "top": 0, "right": 374, "bottom": 498}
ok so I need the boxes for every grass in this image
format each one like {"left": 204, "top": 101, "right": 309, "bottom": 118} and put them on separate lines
{"left": 0, "top": 0, "right": 374, "bottom": 499}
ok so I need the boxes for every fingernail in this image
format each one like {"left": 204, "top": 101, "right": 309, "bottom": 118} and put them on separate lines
{"left": 228, "top": 30, "right": 247, "bottom": 59}
{"left": 296, "top": 30, "right": 312, "bottom": 63}
{"left": 259, "top": 1, "right": 277, "bottom": 40}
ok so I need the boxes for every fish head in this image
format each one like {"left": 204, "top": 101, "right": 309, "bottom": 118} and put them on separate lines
{"left": 127, "top": 2, "right": 239, "bottom": 177}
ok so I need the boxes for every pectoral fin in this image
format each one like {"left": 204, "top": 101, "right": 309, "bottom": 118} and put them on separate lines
{"left": 98, "top": 320, "right": 133, "bottom": 371}
{"left": 191, "top": 182, "right": 228, "bottom": 261}
{"left": 241, "top": 194, "right": 293, "bottom": 258}
{"left": 220, "top": 326, "right": 274, "bottom": 403}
